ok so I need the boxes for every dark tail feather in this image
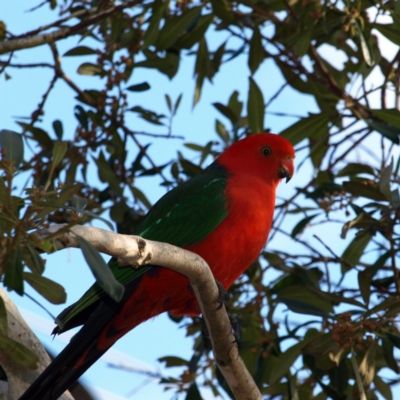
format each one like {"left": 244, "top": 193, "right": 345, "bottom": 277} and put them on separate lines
{"left": 19, "top": 300, "right": 117, "bottom": 400}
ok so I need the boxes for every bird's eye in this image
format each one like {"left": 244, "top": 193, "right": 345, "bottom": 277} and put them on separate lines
{"left": 261, "top": 146, "right": 272, "bottom": 157}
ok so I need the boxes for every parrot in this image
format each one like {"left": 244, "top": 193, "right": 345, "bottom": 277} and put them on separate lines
{"left": 20, "top": 133, "right": 295, "bottom": 400}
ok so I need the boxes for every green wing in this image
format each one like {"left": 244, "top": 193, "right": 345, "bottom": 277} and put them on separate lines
{"left": 57, "top": 164, "right": 229, "bottom": 331}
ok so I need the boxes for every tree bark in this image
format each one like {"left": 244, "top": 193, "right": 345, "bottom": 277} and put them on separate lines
{"left": 0, "top": 288, "right": 73, "bottom": 400}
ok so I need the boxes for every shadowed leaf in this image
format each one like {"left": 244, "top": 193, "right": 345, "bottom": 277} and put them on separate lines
{"left": 76, "top": 235, "right": 124, "bottom": 302}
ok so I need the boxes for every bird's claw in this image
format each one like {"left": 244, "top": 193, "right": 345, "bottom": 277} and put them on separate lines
{"left": 215, "top": 279, "right": 228, "bottom": 311}
{"left": 228, "top": 314, "right": 240, "bottom": 343}
{"left": 201, "top": 313, "right": 240, "bottom": 343}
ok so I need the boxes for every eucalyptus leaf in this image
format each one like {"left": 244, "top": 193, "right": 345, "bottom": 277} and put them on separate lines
{"left": 64, "top": 46, "right": 97, "bottom": 56}
{"left": 248, "top": 25, "right": 263, "bottom": 74}
{"left": 0, "top": 129, "right": 24, "bottom": 168}
{"left": 24, "top": 272, "right": 66, "bottom": 304}
{"left": 76, "top": 235, "right": 124, "bottom": 302}
{"left": 126, "top": 82, "right": 151, "bottom": 92}
{"left": 247, "top": 77, "right": 264, "bottom": 133}
{"left": 77, "top": 63, "right": 104, "bottom": 76}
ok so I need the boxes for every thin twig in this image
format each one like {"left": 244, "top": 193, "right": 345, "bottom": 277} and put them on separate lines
{"left": 0, "top": 0, "right": 142, "bottom": 54}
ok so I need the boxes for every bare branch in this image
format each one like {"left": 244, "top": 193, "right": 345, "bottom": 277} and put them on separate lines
{"left": 0, "top": 288, "right": 73, "bottom": 400}
{"left": 0, "top": 0, "right": 141, "bottom": 55}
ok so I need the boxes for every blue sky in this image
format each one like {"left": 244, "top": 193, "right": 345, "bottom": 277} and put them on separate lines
{"left": 1, "top": 1, "right": 400, "bottom": 399}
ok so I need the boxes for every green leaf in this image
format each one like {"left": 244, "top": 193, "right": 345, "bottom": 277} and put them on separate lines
{"left": 275, "top": 60, "right": 310, "bottom": 94}
{"left": 174, "top": 93, "right": 182, "bottom": 115}
{"left": 74, "top": 105, "right": 88, "bottom": 129}
{"left": 358, "top": 268, "right": 372, "bottom": 305}
{"left": 156, "top": 7, "right": 202, "bottom": 51}
{"left": 176, "top": 14, "right": 213, "bottom": 49}
{"left": 77, "top": 62, "right": 104, "bottom": 76}
{"left": 93, "top": 151, "right": 121, "bottom": 192}
{"left": 76, "top": 235, "right": 124, "bottom": 302}
{"left": 309, "top": 134, "right": 329, "bottom": 168}
{"left": 0, "top": 333, "right": 38, "bottom": 369}
{"left": 341, "top": 231, "right": 373, "bottom": 273}
{"left": 366, "top": 120, "right": 400, "bottom": 144}
{"left": 228, "top": 91, "right": 242, "bottom": 120}
{"left": 336, "top": 163, "right": 375, "bottom": 177}
{"left": 179, "top": 157, "right": 203, "bottom": 177}
{"left": 185, "top": 382, "right": 203, "bottom": 400}
{"left": 135, "top": 50, "right": 179, "bottom": 79}
{"left": 210, "top": 0, "right": 234, "bottom": 23}
{"left": 142, "top": 0, "right": 167, "bottom": 49}
{"left": 211, "top": 41, "right": 226, "bottom": 75}
{"left": 158, "top": 355, "right": 189, "bottom": 367}
{"left": 373, "top": 23, "right": 400, "bottom": 46}
{"left": 359, "top": 340, "right": 377, "bottom": 385}
{"left": 341, "top": 212, "right": 376, "bottom": 239}
{"left": 193, "top": 38, "right": 211, "bottom": 105}
{"left": 126, "top": 82, "right": 151, "bottom": 92}
{"left": 51, "top": 141, "right": 68, "bottom": 171}
{"left": 248, "top": 25, "right": 263, "bottom": 74}
{"left": 0, "top": 297, "right": 7, "bottom": 336}
{"left": 374, "top": 375, "right": 393, "bottom": 400}
{"left": 363, "top": 298, "right": 400, "bottom": 318}
{"left": 63, "top": 46, "right": 97, "bottom": 56}
{"left": 269, "top": 341, "right": 303, "bottom": 384}
{"left": 24, "top": 272, "right": 66, "bottom": 304}
{"left": 381, "top": 338, "right": 399, "bottom": 374}
{"left": 354, "top": 21, "right": 374, "bottom": 67}
{"left": 72, "top": 194, "right": 87, "bottom": 213}
{"left": 379, "top": 161, "right": 393, "bottom": 202}
{"left": 343, "top": 181, "right": 387, "bottom": 201}
{"left": 370, "top": 108, "right": 400, "bottom": 129}
{"left": 302, "top": 331, "right": 344, "bottom": 362}
{"left": 17, "top": 122, "right": 53, "bottom": 149}
{"left": 25, "top": 244, "right": 45, "bottom": 274}
{"left": 4, "top": 250, "right": 24, "bottom": 295}
{"left": 280, "top": 113, "right": 330, "bottom": 146}
{"left": 213, "top": 103, "right": 238, "bottom": 124}
{"left": 0, "top": 130, "right": 24, "bottom": 168}
{"left": 293, "top": 31, "right": 312, "bottom": 56}
{"left": 165, "top": 94, "right": 172, "bottom": 111}
{"left": 130, "top": 186, "right": 152, "bottom": 209}
{"left": 279, "top": 299, "right": 330, "bottom": 317}
{"left": 277, "top": 286, "right": 333, "bottom": 316}
{"left": 385, "top": 332, "right": 400, "bottom": 349}
{"left": 52, "top": 120, "right": 63, "bottom": 140}
{"left": 291, "top": 214, "right": 318, "bottom": 238}
{"left": 247, "top": 77, "right": 264, "bottom": 133}
{"left": 215, "top": 120, "right": 230, "bottom": 143}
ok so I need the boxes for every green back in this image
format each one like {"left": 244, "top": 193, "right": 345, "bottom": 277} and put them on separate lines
{"left": 59, "top": 163, "right": 229, "bottom": 328}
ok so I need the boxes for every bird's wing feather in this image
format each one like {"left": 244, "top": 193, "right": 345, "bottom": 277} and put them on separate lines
{"left": 56, "top": 163, "right": 229, "bottom": 332}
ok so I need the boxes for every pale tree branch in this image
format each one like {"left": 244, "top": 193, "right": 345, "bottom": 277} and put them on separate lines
{"left": 0, "top": 288, "right": 73, "bottom": 400}
{"left": 9, "top": 224, "right": 262, "bottom": 400}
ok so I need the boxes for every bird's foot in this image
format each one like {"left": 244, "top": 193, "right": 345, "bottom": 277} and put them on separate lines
{"left": 215, "top": 279, "right": 228, "bottom": 311}
{"left": 228, "top": 314, "right": 240, "bottom": 343}
{"left": 201, "top": 313, "right": 240, "bottom": 343}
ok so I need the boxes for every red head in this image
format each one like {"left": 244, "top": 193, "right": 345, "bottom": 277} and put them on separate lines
{"left": 216, "top": 133, "right": 295, "bottom": 185}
